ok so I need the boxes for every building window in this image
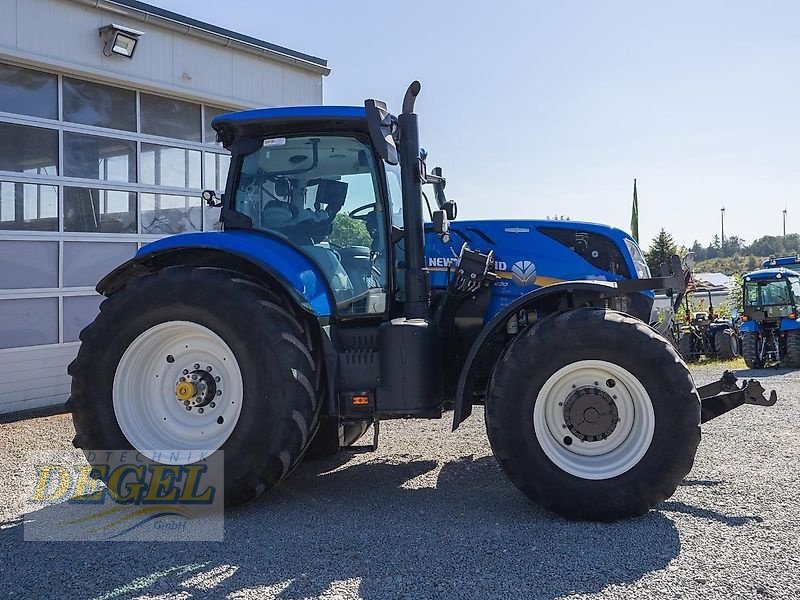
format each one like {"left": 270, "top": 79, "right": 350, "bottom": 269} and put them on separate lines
{"left": 0, "top": 297, "right": 59, "bottom": 349}
{"left": 63, "top": 242, "right": 138, "bottom": 287}
{"left": 63, "top": 132, "right": 137, "bottom": 182}
{"left": 62, "top": 77, "right": 136, "bottom": 132}
{"left": 0, "top": 61, "right": 241, "bottom": 353}
{"left": 203, "top": 152, "right": 230, "bottom": 192}
{"left": 63, "top": 295, "right": 104, "bottom": 343}
{"left": 0, "top": 240, "right": 59, "bottom": 289}
{"left": 141, "top": 192, "right": 202, "bottom": 235}
{"left": 0, "top": 122, "right": 58, "bottom": 175}
{"left": 0, "top": 181, "right": 58, "bottom": 231}
{"left": 63, "top": 187, "right": 137, "bottom": 233}
{"left": 141, "top": 143, "right": 201, "bottom": 189}
{"left": 141, "top": 93, "right": 201, "bottom": 142}
{"left": 0, "top": 63, "right": 58, "bottom": 120}
{"left": 204, "top": 106, "right": 229, "bottom": 144}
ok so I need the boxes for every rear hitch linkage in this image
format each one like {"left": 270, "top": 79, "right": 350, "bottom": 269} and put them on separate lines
{"left": 698, "top": 370, "right": 778, "bottom": 424}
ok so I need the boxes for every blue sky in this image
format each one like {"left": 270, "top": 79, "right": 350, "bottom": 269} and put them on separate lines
{"left": 156, "top": 0, "right": 799, "bottom": 250}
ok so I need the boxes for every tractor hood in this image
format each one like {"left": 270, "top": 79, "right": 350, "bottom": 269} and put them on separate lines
{"left": 425, "top": 218, "right": 651, "bottom": 316}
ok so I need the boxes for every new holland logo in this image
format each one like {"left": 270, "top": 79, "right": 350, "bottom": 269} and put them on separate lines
{"left": 511, "top": 260, "right": 537, "bottom": 286}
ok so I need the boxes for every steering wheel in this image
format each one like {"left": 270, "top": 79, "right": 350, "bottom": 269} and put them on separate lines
{"left": 349, "top": 203, "right": 376, "bottom": 221}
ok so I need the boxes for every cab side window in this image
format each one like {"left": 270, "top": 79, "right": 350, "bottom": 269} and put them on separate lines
{"left": 233, "top": 135, "right": 387, "bottom": 315}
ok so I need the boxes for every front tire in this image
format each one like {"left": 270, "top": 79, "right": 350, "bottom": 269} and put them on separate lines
{"left": 714, "top": 328, "right": 739, "bottom": 360}
{"left": 68, "top": 267, "right": 322, "bottom": 506}
{"left": 485, "top": 308, "right": 700, "bottom": 521}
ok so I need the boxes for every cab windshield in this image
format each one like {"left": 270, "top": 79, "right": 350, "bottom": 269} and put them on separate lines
{"left": 744, "top": 277, "right": 798, "bottom": 318}
{"left": 232, "top": 135, "right": 387, "bottom": 315}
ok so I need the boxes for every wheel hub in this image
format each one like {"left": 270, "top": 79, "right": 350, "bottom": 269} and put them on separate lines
{"left": 175, "top": 368, "right": 218, "bottom": 408}
{"left": 563, "top": 386, "right": 619, "bottom": 442}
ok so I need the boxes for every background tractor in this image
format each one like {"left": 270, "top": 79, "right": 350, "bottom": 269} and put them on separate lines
{"left": 677, "top": 288, "right": 739, "bottom": 362}
{"left": 68, "top": 82, "right": 776, "bottom": 522}
{"left": 740, "top": 267, "right": 800, "bottom": 368}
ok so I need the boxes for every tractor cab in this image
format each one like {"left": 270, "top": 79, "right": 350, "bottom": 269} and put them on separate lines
{"left": 740, "top": 268, "right": 800, "bottom": 367}
{"left": 226, "top": 132, "right": 390, "bottom": 315}
{"left": 743, "top": 269, "right": 800, "bottom": 321}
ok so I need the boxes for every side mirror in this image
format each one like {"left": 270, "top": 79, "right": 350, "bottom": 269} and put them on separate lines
{"left": 364, "top": 99, "right": 399, "bottom": 165}
{"left": 443, "top": 200, "right": 457, "bottom": 221}
{"left": 202, "top": 190, "right": 223, "bottom": 208}
{"left": 432, "top": 209, "right": 450, "bottom": 242}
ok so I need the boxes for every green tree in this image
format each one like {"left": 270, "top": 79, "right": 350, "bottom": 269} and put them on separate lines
{"left": 708, "top": 235, "right": 722, "bottom": 258}
{"left": 329, "top": 213, "right": 372, "bottom": 247}
{"left": 645, "top": 228, "right": 678, "bottom": 273}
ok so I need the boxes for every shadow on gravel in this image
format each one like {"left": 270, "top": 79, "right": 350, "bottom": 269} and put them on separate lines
{"left": 680, "top": 478, "right": 723, "bottom": 487}
{"left": 731, "top": 367, "right": 796, "bottom": 378}
{"left": 0, "top": 455, "right": 683, "bottom": 600}
{"left": 660, "top": 501, "right": 763, "bottom": 526}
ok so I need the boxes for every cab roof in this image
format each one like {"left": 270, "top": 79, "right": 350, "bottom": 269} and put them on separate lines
{"left": 745, "top": 267, "right": 800, "bottom": 280}
{"left": 212, "top": 106, "right": 367, "bottom": 148}
{"left": 761, "top": 255, "right": 800, "bottom": 268}
{"left": 213, "top": 106, "right": 366, "bottom": 126}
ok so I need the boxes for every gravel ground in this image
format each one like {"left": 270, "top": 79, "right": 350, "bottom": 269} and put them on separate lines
{"left": 0, "top": 366, "right": 798, "bottom": 600}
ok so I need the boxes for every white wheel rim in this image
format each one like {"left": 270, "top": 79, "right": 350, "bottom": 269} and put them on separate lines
{"left": 113, "top": 321, "right": 244, "bottom": 463}
{"left": 533, "top": 360, "right": 655, "bottom": 480}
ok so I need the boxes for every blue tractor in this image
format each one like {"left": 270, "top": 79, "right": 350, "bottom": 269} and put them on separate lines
{"left": 739, "top": 267, "right": 800, "bottom": 368}
{"left": 68, "top": 83, "right": 776, "bottom": 521}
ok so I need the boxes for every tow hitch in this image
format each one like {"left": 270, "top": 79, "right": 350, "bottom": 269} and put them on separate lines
{"left": 698, "top": 370, "right": 778, "bottom": 423}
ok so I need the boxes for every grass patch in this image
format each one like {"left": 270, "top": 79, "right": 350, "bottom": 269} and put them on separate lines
{"left": 686, "top": 356, "right": 746, "bottom": 369}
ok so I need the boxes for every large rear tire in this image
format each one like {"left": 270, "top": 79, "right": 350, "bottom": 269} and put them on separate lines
{"left": 714, "top": 328, "right": 739, "bottom": 360}
{"left": 485, "top": 308, "right": 700, "bottom": 521}
{"left": 68, "top": 267, "right": 322, "bottom": 506}
{"left": 741, "top": 332, "right": 763, "bottom": 369}
{"left": 783, "top": 330, "right": 800, "bottom": 368}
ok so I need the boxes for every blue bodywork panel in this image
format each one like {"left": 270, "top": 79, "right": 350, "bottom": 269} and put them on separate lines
{"left": 740, "top": 317, "right": 800, "bottom": 332}
{"left": 744, "top": 267, "right": 800, "bottom": 280}
{"left": 425, "top": 219, "right": 651, "bottom": 321}
{"left": 137, "top": 231, "right": 335, "bottom": 316}
{"left": 761, "top": 255, "right": 800, "bottom": 269}
{"left": 213, "top": 106, "right": 366, "bottom": 125}
{"left": 135, "top": 218, "right": 648, "bottom": 323}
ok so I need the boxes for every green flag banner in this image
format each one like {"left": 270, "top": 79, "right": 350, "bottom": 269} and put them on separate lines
{"left": 631, "top": 178, "right": 639, "bottom": 242}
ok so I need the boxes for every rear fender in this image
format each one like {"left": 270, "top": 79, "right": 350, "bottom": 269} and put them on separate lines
{"left": 739, "top": 320, "right": 759, "bottom": 333}
{"left": 780, "top": 317, "right": 800, "bottom": 331}
{"left": 97, "top": 231, "right": 336, "bottom": 317}
{"left": 452, "top": 281, "right": 648, "bottom": 430}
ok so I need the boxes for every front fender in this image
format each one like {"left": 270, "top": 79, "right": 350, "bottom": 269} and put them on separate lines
{"left": 98, "top": 230, "right": 335, "bottom": 316}
{"left": 452, "top": 280, "right": 639, "bottom": 430}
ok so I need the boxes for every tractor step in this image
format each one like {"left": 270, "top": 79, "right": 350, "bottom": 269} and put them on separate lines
{"left": 342, "top": 421, "right": 380, "bottom": 453}
{"left": 698, "top": 370, "right": 777, "bottom": 423}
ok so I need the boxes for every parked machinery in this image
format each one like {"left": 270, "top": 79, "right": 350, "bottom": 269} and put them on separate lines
{"left": 677, "top": 288, "right": 739, "bottom": 362}
{"left": 740, "top": 267, "right": 800, "bottom": 368}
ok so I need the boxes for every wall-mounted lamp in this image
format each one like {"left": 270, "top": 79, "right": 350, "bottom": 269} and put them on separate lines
{"left": 99, "top": 24, "right": 144, "bottom": 58}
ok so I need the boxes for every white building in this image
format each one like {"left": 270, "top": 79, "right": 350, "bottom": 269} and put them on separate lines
{"left": 0, "top": 0, "right": 329, "bottom": 414}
